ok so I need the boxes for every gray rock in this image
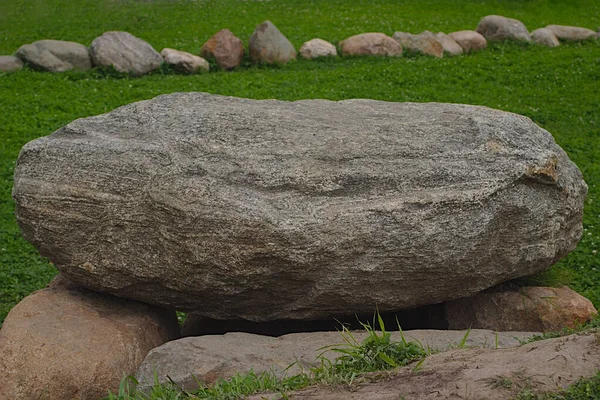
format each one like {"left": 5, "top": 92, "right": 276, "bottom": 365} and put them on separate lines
{"left": 89, "top": 31, "right": 162, "bottom": 76}
{"left": 434, "top": 33, "right": 464, "bottom": 56}
{"left": 392, "top": 31, "right": 444, "bottom": 58}
{"left": 249, "top": 20, "right": 296, "bottom": 64}
{"left": 476, "top": 15, "right": 531, "bottom": 42}
{"left": 15, "top": 40, "right": 92, "bottom": 72}
{"left": 136, "top": 329, "right": 538, "bottom": 389}
{"left": 340, "top": 32, "right": 402, "bottom": 56}
{"left": 448, "top": 30, "right": 487, "bottom": 53}
{"left": 299, "top": 38, "right": 337, "bottom": 59}
{"left": 531, "top": 28, "right": 560, "bottom": 47}
{"left": 0, "top": 55, "right": 24, "bottom": 72}
{"left": 161, "top": 48, "right": 209, "bottom": 73}
{"left": 12, "top": 93, "right": 587, "bottom": 321}
{"left": 546, "top": 25, "right": 597, "bottom": 41}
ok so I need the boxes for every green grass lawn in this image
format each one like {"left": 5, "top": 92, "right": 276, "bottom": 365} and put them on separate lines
{"left": 1, "top": 0, "right": 599, "bottom": 326}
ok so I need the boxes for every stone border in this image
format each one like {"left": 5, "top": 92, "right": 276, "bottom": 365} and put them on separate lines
{"left": 1, "top": 16, "right": 598, "bottom": 74}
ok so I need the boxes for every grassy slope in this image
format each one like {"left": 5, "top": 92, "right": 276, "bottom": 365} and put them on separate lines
{"left": 0, "top": 0, "right": 599, "bottom": 325}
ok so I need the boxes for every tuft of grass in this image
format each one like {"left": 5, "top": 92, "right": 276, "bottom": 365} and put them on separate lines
{"left": 513, "top": 371, "right": 600, "bottom": 399}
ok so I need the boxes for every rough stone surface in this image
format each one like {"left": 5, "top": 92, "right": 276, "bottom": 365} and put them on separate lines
{"left": 392, "top": 31, "right": 443, "bottom": 58}
{"left": 434, "top": 32, "right": 464, "bottom": 56}
{"left": 0, "top": 275, "right": 179, "bottom": 400}
{"left": 161, "top": 48, "right": 209, "bottom": 73}
{"left": 0, "top": 55, "right": 24, "bottom": 72}
{"left": 13, "top": 93, "right": 587, "bottom": 321}
{"left": 249, "top": 20, "right": 296, "bottom": 64}
{"left": 299, "top": 38, "right": 337, "bottom": 59}
{"left": 546, "top": 25, "right": 597, "bottom": 41}
{"left": 448, "top": 30, "right": 488, "bottom": 52}
{"left": 200, "top": 29, "right": 245, "bottom": 70}
{"left": 531, "top": 28, "right": 560, "bottom": 47}
{"left": 340, "top": 32, "right": 402, "bottom": 56}
{"left": 444, "top": 285, "right": 597, "bottom": 332}
{"left": 476, "top": 15, "right": 531, "bottom": 42}
{"left": 15, "top": 40, "right": 92, "bottom": 72}
{"left": 285, "top": 333, "right": 600, "bottom": 400}
{"left": 136, "top": 329, "right": 537, "bottom": 389}
{"left": 89, "top": 31, "right": 163, "bottom": 76}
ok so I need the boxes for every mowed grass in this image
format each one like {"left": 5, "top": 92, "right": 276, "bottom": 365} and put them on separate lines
{"left": 1, "top": 0, "right": 599, "bottom": 326}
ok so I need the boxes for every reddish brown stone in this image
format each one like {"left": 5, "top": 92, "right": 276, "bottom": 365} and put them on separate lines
{"left": 443, "top": 285, "right": 597, "bottom": 332}
{"left": 340, "top": 33, "right": 402, "bottom": 56}
{"left": 0, "top": 275, "right": 179, "bottom": 400}
{"left": 201, "top": 29, "right": 244, "bottom": 70}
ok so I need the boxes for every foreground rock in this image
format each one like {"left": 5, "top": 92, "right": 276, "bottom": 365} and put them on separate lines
{"left": 444, "top": 285, "right": 597, "bottom": 332}
{"left": 448, "top": 30, "right": 487, "bottom": 52}
{"left": 531, "top": 28, "right": 560, "bottom": 47}
{"left": 340, "top": 33, "right": 402, "bottom": 56}
{"left": 0, "top": 275, "right": 179, "bottom": 400}
{"left": 392, "top": 31, "right": 443, "bottom": 58}
{"left": 249, "top": 20, "right": 296, "bottom": 64}
{"left": 161, "top": 48, "right": 209, "bottom": 73}
{"left": 287, "top": 332, "right": 600, "bottom": 399}
{"left": 476, "top": 15, "right": 531, "bottom": 42}
{"left": 15, "top": 39, "right": 92, "bottom": 72}
{"left": 90, "top": 31, "right": 163, "bottom": 76}
{"left": 13, "top": 93, "right": 587, "bottom": 321}
{"left": 299, "top": 38, "right": 337, "bottom": 59}
{"left": 200, "top": 29, "right": 245, "bottom": 70}
{"left": 546, "top": 25, "right": 597, "bottom": 41}
{"left": 0, "top": 55, "right": 23, "bottom": 72}
{"left": 435, "top": 32, "right": 464, "bottom": 56}
{"left": 136, "top": 329, "right": 536, "bottom": 389}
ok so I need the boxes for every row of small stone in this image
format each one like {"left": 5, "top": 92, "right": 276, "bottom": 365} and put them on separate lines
{"left": 0, "top": 15, "right": 598, "bottom": 75}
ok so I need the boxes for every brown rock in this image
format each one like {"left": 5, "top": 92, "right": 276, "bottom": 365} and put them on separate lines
{"left": 392, "top": 31, "right": 444, "bottom": 58}
{"left": 340, "top": 33, "right": 402, "bottom": 56}
{"left": 0, "top": 275, "right": 179, "bottom": 400}
{"left": 161, "top": 48, "right": 209, "bottom": 73}
{"left": 448, "top": 30, "right": 487, "bottom": 53}
{"left": 0, "top": 55, "right": 23, "bottom": 72}
{"left": 443, "top": 286, "right": 597, "bottom": 332}
{"left": 299, "top": 38, "right": 337, "bottom": 59}
{"left": 200, "top": 29, "right": 245, "bottom": 70}
{"left": 435, "top": 32, "right": 464, "bottom": 56}
{"left": 476, "top": 15, "right": 531, "bottom": 42}
{"left": 546, "top": 25, "right": 597, "bottom": 41}
{"left": 531, "top": 28, "right": 560, "bottom": 47}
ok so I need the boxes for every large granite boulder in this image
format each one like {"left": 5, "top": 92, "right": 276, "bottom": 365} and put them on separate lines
{"left": 13, "top": 93, "right": 587, "bottom": 321}
{"left": 340, "top": 32, "right": 402, "bottom": 56}
{"left": 546, "top": 25, "right": 597, "bottom": 41}
{"left": 89, "top": 31, "right": 163, "bottom": 76}
{"left": 200, "top": 29, "right": 245, "bottom": 70}
{"left": 249, "top": 20, "right": 296, "bottom": 64}
{"left": 0, "top": 275, "right": 179, "bottom": 400}
{"left": 15, "top": 39, "right": 92, "bottom": 72}
{"left": 476, "top": 15, "right": 531, "bottom": 42}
